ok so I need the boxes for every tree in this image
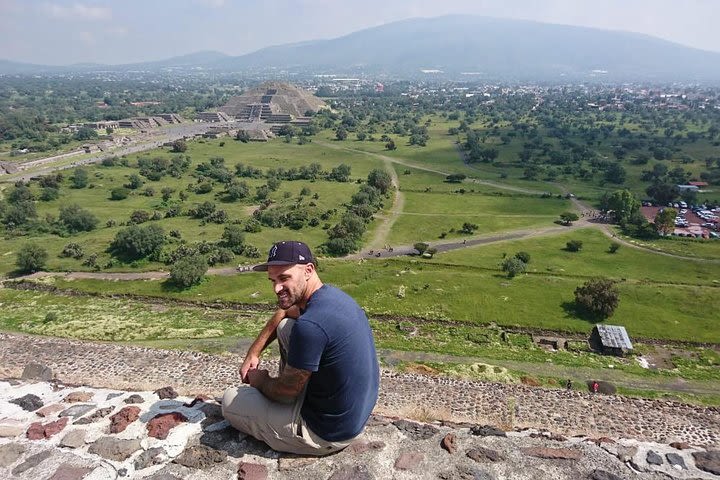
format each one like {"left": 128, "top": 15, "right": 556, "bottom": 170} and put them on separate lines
{"left": 654, "top": 208, "right": 677, "bottom": 235}
{"left": 16, "top": 243, "right": 48, "bottom": 273}
{"left": 646, "top": 183, "right": 679, "bottom": 205}
{"left": 574, "top": 278, "right": 619, "bottom": 318}
{"left": 125, "top": 174, "right": 144, "bottom": 190}
{"left": 501, "top": 257, "right": 526, "bottom": 278}
{"left": 367, "top": 169, "right": 392, "bottom": 195}
{"left": 602, "top": 190, "right": 640, "bottom": 224}
{"left": 70, "top": 168, "right": 89, "bottom": 189}
{"left": 74, "top": 127, "right": 98, "bottom": 141}
{"left": 566, "top": 240, "right": 583, "bottom": 252}
{"left": 170, "top": 254, "right": 208, "bottom": 288}
{"left": 110, "top": 224, "right": 165, "bottom": 260}
{"left": 385, "top": 139, "right": 396, "bottom": 151}
{"left": 328, "top": 164, "right": 351, "bottom": 182}
{"left": 225, "top": 180, "right": 250, "bottom": 201}
{"left": 559, "top": 211, "right": 579, "bottom": 225}
{"left": 604, "top": 162, "right": 626, "bottom": 184}
{"left": 335, "top": 126, "right": 348, "bottom": 141}
{"left": 222, "top": 224, "right": 246, "bottom": 254}
{"left": 59, "top": 204, "right": 98, "bottom": 233}
{"left": 161, "top": 187, "right": 175, "bottom": 202}
{"left": 236, "top": 130, "right": 250, "bottom": 143}
{"left": 171, "top": 139, "right": 187, "bottom": 153}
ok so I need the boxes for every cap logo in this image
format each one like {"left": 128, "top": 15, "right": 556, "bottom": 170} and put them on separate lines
{"left": 269, "top": 245, "right": 278, "bottom": 258}
{"left": 298, "top": 254, "right": 305, "bottom": 261}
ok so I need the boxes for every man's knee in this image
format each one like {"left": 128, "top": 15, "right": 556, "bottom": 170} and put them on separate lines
{"left": 276, "top": 317, "right": 295, "bottom": 351}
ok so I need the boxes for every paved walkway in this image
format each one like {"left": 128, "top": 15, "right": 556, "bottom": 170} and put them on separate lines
{"left": 1, "top": 333, "right": 718, "bottom": 447}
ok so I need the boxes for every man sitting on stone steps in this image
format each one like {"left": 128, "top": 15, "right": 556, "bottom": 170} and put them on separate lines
{"left": 222, "top": 240, "right": 380, "bottom": 456}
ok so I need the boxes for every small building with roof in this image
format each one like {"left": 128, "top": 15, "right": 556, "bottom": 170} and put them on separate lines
{"left": 590, "top": 324, "right": 633, "bottom": 356}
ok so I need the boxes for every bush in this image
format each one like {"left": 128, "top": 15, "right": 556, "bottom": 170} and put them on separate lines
{"left": 40, "top": 187, "right": 60, "bottom": 201}
{"left": 16, "top": 243, "right": 48, "bottom": 273}
{"left": 222, "top": 224, "right": 245, "bottom": 253}
{"left": 110, "top": 187, "right": 130, "bottom": 200}
{"left": 566, "top": 240, "right": 583, "bottom": 252}
{"left": 129, "top": 210, "right": 151, "bottom": 225}
{"left": 514, "top": 251, "right": 531, "bottom": 263}
{"left": 110, "top": 224, "right": 165, "bottom": 260}
{"left": 574, "top": 278, "right": 620, "bottom": 318}
{"left": 608, "top": 242, "right": 621, "bottom": 253}
{"left": 171, "top": 139, "right": 187, "bottom": 153}
{"left": 70, "top": 168, "right": 89, "bottom": 188}
{"left": 59, "top": 204, "right": 98, "bottom": 233}
{"left": 170, "top": 254, "right": 207, "bottom": 287}
{"left": 61, "top": 242, "right": 84, "bottom": 259}
{"left": 501, "top": 257, "right": 527, "bottom": 278}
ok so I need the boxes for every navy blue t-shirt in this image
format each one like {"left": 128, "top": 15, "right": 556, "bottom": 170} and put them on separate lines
{"left": 287, "top": 284, "right": 379, "bottom": 442}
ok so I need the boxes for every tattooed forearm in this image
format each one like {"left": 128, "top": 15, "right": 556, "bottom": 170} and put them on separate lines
{"left": 259, "top": 365, "right": 311, "bottom": 404}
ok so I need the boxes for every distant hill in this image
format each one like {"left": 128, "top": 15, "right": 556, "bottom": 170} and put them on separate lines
{"left": 0, "top": 51, "right": 229, "bottom": 75}
{"left": 216, "top": 16, "right": 720, "bottom": 82}
{"left": 3, "top": 17, "right": 720, "bottom": 82}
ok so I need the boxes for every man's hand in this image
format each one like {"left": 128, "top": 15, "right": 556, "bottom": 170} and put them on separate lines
{"left": 239, "top": 354, "right": 260, "bottom": 383}
{"left": 247, "top": 368, "right": 270, "bottom": 389}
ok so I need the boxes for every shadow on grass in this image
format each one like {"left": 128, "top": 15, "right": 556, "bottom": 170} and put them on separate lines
{"left": 160, "top": 278, "right": 190, "bottom": 293}
{"left": 560, "top": 301, "right": 607, "bottom": 323}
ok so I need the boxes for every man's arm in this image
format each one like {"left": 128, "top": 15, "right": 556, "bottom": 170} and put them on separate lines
{"left": 239, "top": 306, "right": 299, "bottom": 382}
{"left": 247, "top": 365, "right": 311, "bottom": 404}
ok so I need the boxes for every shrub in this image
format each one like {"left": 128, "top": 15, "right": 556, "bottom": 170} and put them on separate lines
{"left": 129, "top": 210, "right": 151, "bottom": 225}
{"left": 608, "top": 242, "right": 621, "bottom": 253}
{"left": 16, "top": 243, "right": 48, "bottom": 273}
{"left": 61, "top": 242, "right": 84, "bottom": 259}
{"left": 566, "top": 240, "right": 583, "bottom": 252}
{"left": 110, "top": 224, "right": 165, "bottom": 260}
{"left": 110, "top": 187, "right": 130, "bottom": 200}
{"left": 59, "top": 204, "right": 98, "bottom": 233}
{"left": 171, "top": 139, "right": 187, "bottom": 153}
{"left": 501, "top": 257, "right": 526, "bottom": 278}
{"left": 70, "top": 168, "right": 88, "bottom": 188}
{"left": 574, "top": 278, "right": 620, "bottom": 318}
{"left": 514, "top": 251, "right": 531, "bottom": 263}
{"left": 221, "top": 225, "right": 245, "bottom": 253}
{"left": 170, "top": 254, "right": 207, "bottom": 287}
{"left": 40, "top": 187, "right": 60, "bottom": 201}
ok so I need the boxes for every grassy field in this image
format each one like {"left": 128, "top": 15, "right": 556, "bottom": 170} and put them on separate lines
{"left": 386, "top": 191, "right": 568, "bottom": 244}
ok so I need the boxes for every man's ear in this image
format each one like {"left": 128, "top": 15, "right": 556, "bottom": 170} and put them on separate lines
{"left": 304, "top": 263, "right": 315, "bottom": 277}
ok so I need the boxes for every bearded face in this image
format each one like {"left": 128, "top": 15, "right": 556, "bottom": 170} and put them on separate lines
{"left": 267, "top": 264, "right": 311, "bottom": 309}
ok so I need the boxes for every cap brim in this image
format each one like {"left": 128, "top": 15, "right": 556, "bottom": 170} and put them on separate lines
{"left": 251, "top": 260, "right": 298, "bottom": 272}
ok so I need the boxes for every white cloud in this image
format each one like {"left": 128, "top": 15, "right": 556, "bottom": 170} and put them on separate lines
{"left": 77, "top": 30, "right": 95, "bottom": 44}
{"left": 40, "top": 2, "right": 112, "bottom": 20}
{"left": 196, "top": 0, "right": 227, "bottom": 7}
{"left": 108, "top": 26, "right": 128, "bottom": 36}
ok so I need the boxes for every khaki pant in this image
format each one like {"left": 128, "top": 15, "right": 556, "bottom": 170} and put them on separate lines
{"left": 221, "top": 318, "right": 355, "bottom": 455}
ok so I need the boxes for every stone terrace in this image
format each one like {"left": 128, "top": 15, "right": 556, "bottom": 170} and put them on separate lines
{"left": 1, "top": 333, "right": 718, "bottom": 448}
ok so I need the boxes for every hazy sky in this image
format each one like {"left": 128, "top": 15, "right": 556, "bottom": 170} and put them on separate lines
{"left": 2, "top": 0, "right": 719, "bottom": 65}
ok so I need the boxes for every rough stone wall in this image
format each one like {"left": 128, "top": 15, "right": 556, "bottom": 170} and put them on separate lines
{"left": 0, "top": 333, "right": 718, "bottom": 447}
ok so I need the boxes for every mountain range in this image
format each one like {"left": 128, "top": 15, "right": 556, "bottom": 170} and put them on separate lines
{"left": 2, "top": 16, "right": 720, "bottom": 82}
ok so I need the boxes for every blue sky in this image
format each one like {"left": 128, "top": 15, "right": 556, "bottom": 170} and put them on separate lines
{"left": 1, "top": 0, "right": 719, "bottom": 65}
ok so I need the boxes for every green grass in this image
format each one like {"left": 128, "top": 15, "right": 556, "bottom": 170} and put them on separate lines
{"left": 0, "top": 287, "right": 269, "bottom": 342}
{"left": 45, "top": 250, "right": 720, "bottom": 342}
{"left": 387, "top": 191, "right": 569, "bottom": 244}
{"left": 434, "top": 228, "right": 720, "bottom": 285}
